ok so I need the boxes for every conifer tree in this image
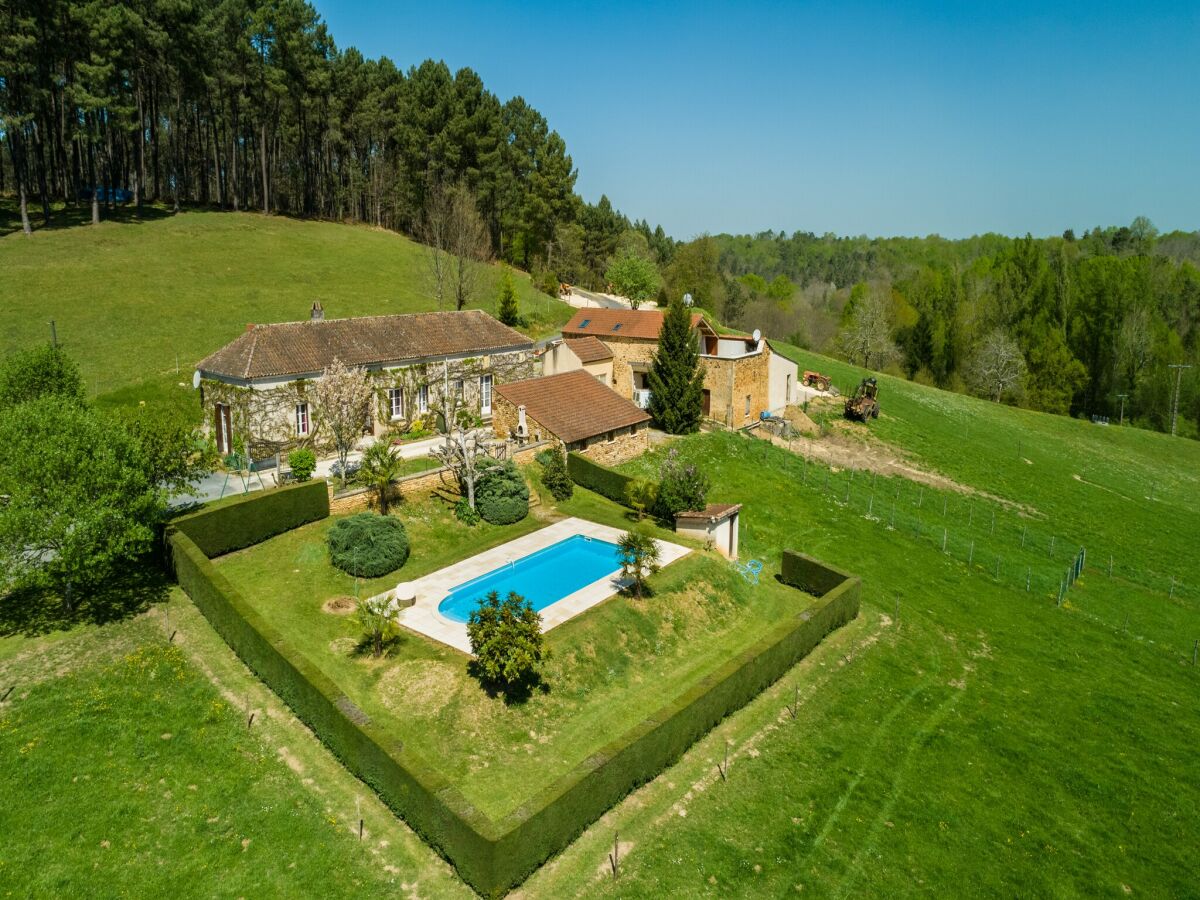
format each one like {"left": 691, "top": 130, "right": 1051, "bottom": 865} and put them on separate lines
{"left": 497, "top": 268, "right": 520, "bottom": 326}
{"left": 646, "top": 296, "right": 704, "bottom": 433}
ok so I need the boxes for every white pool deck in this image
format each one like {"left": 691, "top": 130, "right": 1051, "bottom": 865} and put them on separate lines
{"left": 382, "top": 517, "right": 690, "bottom": 654}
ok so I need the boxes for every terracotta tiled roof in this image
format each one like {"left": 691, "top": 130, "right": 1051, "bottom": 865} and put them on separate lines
{"left": 495, "top": 370, "right": 650, "bottom": 444}
{"left": 563, "top": 336, "right": 614, "bottom": 363}
{"left": 197, "top": 310, "right": 532, "bottom": 381}
{"left": 562, "top": 308, "right": 707, "bottom": 341}
{"left": 675, "top": 503, "right": 742, "bottom": 521}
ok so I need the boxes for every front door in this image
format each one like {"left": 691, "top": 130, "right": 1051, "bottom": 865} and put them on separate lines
{"left": 214, "top": 403, "right": 232, "bottom": 455}
{"left": 702, "top": 389, "right": 711, "bottom": 416}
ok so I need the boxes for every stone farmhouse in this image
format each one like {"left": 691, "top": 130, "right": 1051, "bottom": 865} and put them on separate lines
{"left": 492, "top": 370, "right": 651, "bottom": 465}
{"left": 551, "top": 308, "right": 799, "bottom": 428}
{"left": 195, "top": 305, "right": 536, "bottom": 459}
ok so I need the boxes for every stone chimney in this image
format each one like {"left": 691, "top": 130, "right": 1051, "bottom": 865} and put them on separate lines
{"left": 310, "top": 300, "right": 324, "bottom": 321}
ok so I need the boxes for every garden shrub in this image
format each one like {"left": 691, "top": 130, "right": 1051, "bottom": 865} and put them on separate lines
{"left": 475, "top": 461, "right": 529, "bottom": 525}
{"left": 466, "top": 591, "right": 547, "bottom": 696}
{"left": 539, "top": 448, "right": 573, "bottom": 501}
{"left": 171, "top": 479, "right": 329, "bottom": 557}
{"left": 327, "top": 512, "right": 410, "bottom": 577}
{"left": 566, "top": 452, "right": 639, "bottom": 506}
{"left": 455, "top": 498, "right": 481, "bottom": 526}
{"left": 654, "top": 448, "right": 710, "bottom": 519}
{"left": 287, "top": 448, "right": 316, "bottom": 481}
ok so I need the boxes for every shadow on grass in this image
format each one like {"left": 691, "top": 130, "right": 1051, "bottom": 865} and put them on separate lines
{"left": 0, "top": 200, "right": 178, "bottom": 237}
{"left": 466, "top": 662, "right": 550, "bottom": 707}
{"left": 0, "top": 559, "right": 170, "bottom": 638}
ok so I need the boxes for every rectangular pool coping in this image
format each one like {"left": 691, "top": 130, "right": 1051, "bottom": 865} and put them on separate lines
{"left": 384, "top": 517, "right": 691, "bottom": 654}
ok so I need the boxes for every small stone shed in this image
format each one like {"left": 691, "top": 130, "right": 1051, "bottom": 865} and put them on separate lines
{"left": 492, "top": 370, "right": 651, "bottom": 465}
{"left": 674, "top": 503, "right": 742, "bottom": 559}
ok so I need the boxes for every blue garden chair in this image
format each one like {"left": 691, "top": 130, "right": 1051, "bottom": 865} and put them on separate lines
{"left": 733, "top": 558, "right": 763, "bottom": 585}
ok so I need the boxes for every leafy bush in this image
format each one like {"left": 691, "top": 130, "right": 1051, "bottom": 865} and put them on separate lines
{"left": 475, "top": 460, "right": 529, "bottom": 525}
{"left": 654, "top": 448, "right": 710, "bottom": 519}
{"left": 466, "top": 591, "right": 547, "bottom": 696}
{"left": 454, "top": 498, "right": 481, "bottom": 526}
{"left": 539, "top": 448, "right": 573, "bottom": 501}
{"left": 534, "top": 268, "right": 560, "bottom": 298}
{"left": 327, "top": 512, "right": 410, "bottom": 578}
{"left": 288, "top": 448, "right": 317, "bottom": 482}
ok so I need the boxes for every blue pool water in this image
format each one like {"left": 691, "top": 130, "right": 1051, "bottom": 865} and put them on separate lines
{"left": 437, "top": 534, "right": 623, "bottom": 623}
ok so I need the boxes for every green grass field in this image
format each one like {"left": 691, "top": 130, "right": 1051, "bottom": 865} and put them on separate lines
{"left": 0, "top": 204, "right": 573, "bottom": 414}
{"left": 213, "top": 485, "right": 812, "bottom": 820}
{"left": 2, "top": 213, "right": 1199, "bottom": 896}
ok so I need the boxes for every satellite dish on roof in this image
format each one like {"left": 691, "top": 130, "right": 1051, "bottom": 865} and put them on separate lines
{"left": 752, "top": 329, "right": 762, "bottom": 343}
{"left": 682, "top": 293, "right": 693, "bottom": 307}
{"left": 192, "top": 370, "right": 201, "bottom": 390}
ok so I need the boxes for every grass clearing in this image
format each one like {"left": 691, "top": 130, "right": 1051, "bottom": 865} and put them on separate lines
{"left": 0, "top": 607, "right": 467, "bottom": 897}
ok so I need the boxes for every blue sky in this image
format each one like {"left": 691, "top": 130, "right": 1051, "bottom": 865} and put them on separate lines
{"left": 317, "top": 1, "right": 1199, "bottom": 241}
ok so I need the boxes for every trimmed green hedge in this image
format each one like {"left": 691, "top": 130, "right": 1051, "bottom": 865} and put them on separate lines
{"left": 168, "top": 528, "right": 500, "bottom": 891}
{"left": 781, "top": 550, "right": 859, "bottom": 598}
{"left": 566, "top": 452, "right": 638, "bottom": 506}
{"left": 489, "top": 554, "right": 861, "bottom": 887}
{"left": 172, "top": 480, "right": 329, "bottom": 557}
{"left": 169, "top": 479, "right": 860, "bottom": 896}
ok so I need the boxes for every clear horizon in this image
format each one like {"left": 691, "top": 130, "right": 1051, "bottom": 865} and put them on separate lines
{"left": 318, "top": 1, "right": 1199, "bottom": 241}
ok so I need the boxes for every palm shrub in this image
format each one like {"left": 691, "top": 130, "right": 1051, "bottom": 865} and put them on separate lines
{"left": 466, "top": 590, "right": 547, "bottom": 696}
{"left": 654, "top": 448, "right": 710, "bottom": 519}
{"left": 474, "top": 460, "right": 529, "bottom": 524}
{"left": 287, "top": 448, "right": 316, "bottom": 482}
{"left": 539, "top": 447, "right": 573, "bottom": 500}
{"left": 617, "top": 528, "right": 661, "bottom": 599}
{"left": 327, "top": 512, "right": 410, "bottom": 577}
{"left": 359, "top": 440, "right": 404, "bottom": 513}
{"left": 356, "top": 594, "right": 399, "bottom": 658}
{"left": 625, "top": 478, "right": 657, "bottom": 520}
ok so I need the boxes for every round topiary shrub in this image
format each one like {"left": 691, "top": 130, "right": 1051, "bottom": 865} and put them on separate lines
{"left": 474, "top": 460, "right": 529, "bottom": 525}
{"left": 327, "top": 512, "right": 410, "bottom": 578}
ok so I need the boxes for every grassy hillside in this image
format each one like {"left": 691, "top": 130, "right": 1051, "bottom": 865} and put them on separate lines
{"left": 0, "top": 206, "right": 572, "bottom": 407}
{"left": 2, "top": 212, "right": 1198, "bottom": 894}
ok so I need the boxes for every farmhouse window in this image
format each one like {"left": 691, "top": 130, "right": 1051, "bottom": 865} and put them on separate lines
{"left": 295, "top": 402, "right": 311, "bottom": 436}
{"left": 418, "top": 385, "right": 429, "bottom": 414}
{"left": 388, "top": 388, "right": 403, "bottom": 420}
{"left": 453, "top": 378, "right": 464, "bottom": 401}
{"left": 745, "top": 394, "right": 751, "bottom": 416}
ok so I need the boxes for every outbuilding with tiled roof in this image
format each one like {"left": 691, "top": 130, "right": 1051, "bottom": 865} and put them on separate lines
{"left": 492, "top": 370, "right": 651, "bottom": 466}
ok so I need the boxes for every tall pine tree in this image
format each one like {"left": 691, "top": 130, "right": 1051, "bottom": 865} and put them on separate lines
{"left": 497, "top": 268, "right": 520, "bottom": 326}
{"left": 647, "top": 296, "right": 704, "bottom": 433}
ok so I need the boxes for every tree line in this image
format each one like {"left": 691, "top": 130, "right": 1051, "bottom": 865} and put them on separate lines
{"left": 705, "top": 222, "right": 1200, "bottom": 436}
{"left": 0, "top": 0, "right": 673, "bottom": 287}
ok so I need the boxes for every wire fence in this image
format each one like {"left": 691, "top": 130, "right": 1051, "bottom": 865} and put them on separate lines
{"left": 745, "top": 436, "right": 1199, "bottom": 663}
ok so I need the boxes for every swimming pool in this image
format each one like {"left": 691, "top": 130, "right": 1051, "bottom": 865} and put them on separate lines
{"left": 437, "top": 534, "right": 623, "bottom": 623}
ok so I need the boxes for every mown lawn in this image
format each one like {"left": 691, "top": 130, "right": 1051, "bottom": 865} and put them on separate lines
{"left": 0, "top": 611, "right": 465, "bottom": 898}
{"left": 212, "top": 483, "right": 815, "bottom": 821}
{"left": 506, "top": 385, "right": 1200, "bottom": 894}
{"left": 0, "top": 204, "right": 574, "bottom": 414}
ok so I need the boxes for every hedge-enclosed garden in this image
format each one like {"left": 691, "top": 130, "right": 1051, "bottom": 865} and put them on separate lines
{"left": 168, "top": 474, "right": 858, "bottom": 896}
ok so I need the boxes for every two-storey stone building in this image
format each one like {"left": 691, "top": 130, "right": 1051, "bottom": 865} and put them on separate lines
{"left": 557, "top": 308, "right": 798, "bottom": 428}
{"left": 195, "top": 305, "right": 536, "bottom": 459}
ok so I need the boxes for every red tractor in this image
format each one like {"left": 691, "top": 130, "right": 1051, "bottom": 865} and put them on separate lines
{"left": 802, "top": 370, "right": 832, "bottom": 392}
